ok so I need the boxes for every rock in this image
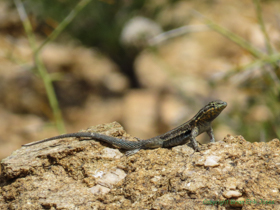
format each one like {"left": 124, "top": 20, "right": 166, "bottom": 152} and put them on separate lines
{"left": 223, "top": 190, "right": 242, "bottom": 198}
{"left": 1, "top": 123, "right": 280, "bottom": 209}
{"left": 120, "top": 16, "right": 162, "bottom": 48}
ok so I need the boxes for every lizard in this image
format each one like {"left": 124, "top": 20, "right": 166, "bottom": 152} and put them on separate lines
{"left": 22, "top": 100, "right": 227, "bottom": 155}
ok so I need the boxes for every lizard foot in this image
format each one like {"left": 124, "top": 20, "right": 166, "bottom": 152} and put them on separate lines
{"left": 195, "top": 147, "right": 201, "bottom": 152}
{"left": 190, "top": 146, "right": 201, "bottom": 156}
{"left": 192, "top": 146, "right": 201, "bottom": 154}
{"left": 125, "top": 148, "right": 141, "bottom": 156}
{"left": 134, "top": 137, "right": 143, "bottom": 141}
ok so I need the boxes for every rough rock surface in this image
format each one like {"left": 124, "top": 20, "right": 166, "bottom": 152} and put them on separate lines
{"left": 1, "top": 122, "right": 280, "bottom": 209}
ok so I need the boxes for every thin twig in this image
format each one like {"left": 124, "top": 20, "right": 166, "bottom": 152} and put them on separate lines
{"left": 213, "top": 53, "right": 280, "bottom": 81}
{"left": 148, "top": 25, "right": 209, "bottom": 46}
{"left": 192, "top": 10, "right": 264, "bottom": 59}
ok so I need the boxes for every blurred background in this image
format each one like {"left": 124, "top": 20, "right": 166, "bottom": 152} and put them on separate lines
{"left": 0, "top": 0, "right": 280, "bottom": 162}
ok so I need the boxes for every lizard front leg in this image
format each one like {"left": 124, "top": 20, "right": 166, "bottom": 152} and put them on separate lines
{"left": 206, "top": 127, "right": 215, "bottom": 143}
{"left": 190, "top": 127, "right": 201, "bottom": 152}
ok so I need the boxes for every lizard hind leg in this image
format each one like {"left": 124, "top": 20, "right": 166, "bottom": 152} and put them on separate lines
{"left": 125, "top": 148, "right": 141, "bottom": 156}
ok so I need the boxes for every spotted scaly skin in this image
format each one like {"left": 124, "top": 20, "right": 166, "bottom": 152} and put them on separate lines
{"left": 22, "top": 100, "right": 227, "bottom": 155}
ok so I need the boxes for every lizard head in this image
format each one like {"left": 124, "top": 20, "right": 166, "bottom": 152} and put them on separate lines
{"left": 194, "top": 100, "right": 227, "bottom": 123}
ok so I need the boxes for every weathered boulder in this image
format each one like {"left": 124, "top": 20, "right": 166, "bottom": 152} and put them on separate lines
{"left": 1, "top": 122, "right": 280, "bottom": 209}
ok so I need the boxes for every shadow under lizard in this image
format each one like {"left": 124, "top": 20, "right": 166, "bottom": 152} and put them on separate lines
{"left": 22, "top": 100, "right": 227, "bottom": 155}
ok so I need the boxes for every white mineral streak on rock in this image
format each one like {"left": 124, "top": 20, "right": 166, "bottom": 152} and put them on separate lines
{"left": 93, "top": 171, "right": 104, "bottom": 178}
{"left": 90, "top": 185, "right": 110, "bottom": 195}
{"left": 195, "top": 157, "right": 205, "bottom": 166}
{"left": 204, "top": 155, "right": 221, "bottom": 167}
{"left": 101, "top": 148, "right": 123, "bottom": 159}
{"left": 91, "top": 168, "right": 127, "bottom": 195}
{"left": 97, "top": 168, "right": 127, "bottom": 188}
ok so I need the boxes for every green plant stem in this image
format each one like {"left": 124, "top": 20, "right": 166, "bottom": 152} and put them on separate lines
{"left": 222, "top": 53, "right": 280, "bottom": 79}
{"left": 14, "top": 0, "right": 92, "bottom": 133}
{"left": 253, "top": 0, "right": 280, "bottom": 94}
{"left": 36, "top": 0, "right": 92, "bottom": 54}
{"left": 253, "top": 0, "right": 274, "bottom": 55}
{"left": 221, "top": 53, "right": 280, "bottom": 95}
{"left": 14, "top": 0, "right": 65, "bottom": 133}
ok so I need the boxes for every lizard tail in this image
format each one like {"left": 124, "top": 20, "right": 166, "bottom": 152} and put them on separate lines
{"left": 88, "top": 133, "right": 144, "bottom": 149}
{"left": 22, "top": 132, "right": 144, "bottom": 150}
